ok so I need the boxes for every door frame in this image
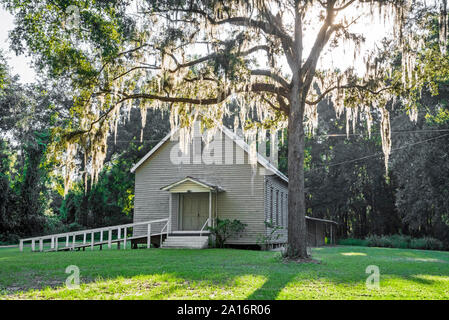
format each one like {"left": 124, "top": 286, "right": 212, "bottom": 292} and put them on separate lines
{"left": 177, "top": 192, "right": 214, "bottom": 231}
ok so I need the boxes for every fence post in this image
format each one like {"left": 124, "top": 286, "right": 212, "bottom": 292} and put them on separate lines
{"left": 91, "top": 232, "right": 94, "bottom": 250}
{"left": 51, "top": 237, "right": 54, "bottom": 249}
{"left": 72, "top": 234, "right": 76, "bottom": 250}
{"left": 19, "top": 240, "right": 23, "bottom": 252}
{"left": 55, "top": 237, "right": 58, "bottom": 251}
{"left": 31, "top": 239, "right": 35, "bottom": 252}
{"left": 39, "top": 239, "right": 43, "bottom": 252}
{"left": 66, "top": 235, "right": 69, "bottom": 247}
{"left": 83, "top": 233, "right": 86, "bottom": 244}
{"left": 123, "top": 227, "right": 127, "bottom": 250}
{"left": 100, "top": 230, "right": 103, "bottom": 243}
{"left": 108, "top": 229, "right": 112, "bottom": 249}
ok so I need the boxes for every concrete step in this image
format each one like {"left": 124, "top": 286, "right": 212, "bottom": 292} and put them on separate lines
{"left": 161, "top": 244, "right": 208, "bottom": 249}
{"left": 163, "top": 240, "right": 208, "bottom": 245}
{"left": 164, "top": 237, "right": 207, "bottom": 242}
{"left": 163, "top": 241, "right": 207, "bottom": 245}
{"left": 161, "top": 236, "right": 208, "bottom": 249}
{"left": 161, "top": 245, "right": 207, "bottom": 249}
{"left": 170, "top": 231, "right": 210, "bottom": 236}
{"left": 163, "top": 240, "right": 207, "bottom": 244}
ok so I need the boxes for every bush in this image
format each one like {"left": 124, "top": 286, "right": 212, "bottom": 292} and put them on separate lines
{"left": 366, "top": 234, "right": 411, "bottom": 249}
{"left": 338, "top": 238, "right": 369, "bottom": 246}
{"left": 257, "top": 220, "right": 283, "bottom": 250}
{"left": 68, "top": 222, "right": 84, "bottom": 232}
{"left": 341, "top": 234, "right": 445, "bottom": 251}
{"left": 389, "top": 234, "right": 412, "bottom": 249}
{"left": 206, "top": 219, "right": 247, "bottom": 248}
{"left": 367, "top": 235, "right": 384, "bottom": 247}
{"left": 44, "top": 215, "right": 67, "bottom": 235}
{"left": 0, "top": 233, "right": 20, "bottom": 245}
{"left": 410, "top": 237, "right": 444, "bottom": 250}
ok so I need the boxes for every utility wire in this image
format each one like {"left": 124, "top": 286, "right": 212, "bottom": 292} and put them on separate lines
{"left": 111, "top": 130, "right": 449, "bottom": 171}
{"left": 317, "top": 128, "right": 449, "bottom": 137}
{"left": 111, "top": 129, "right": 449, "bottom": 142}
{"left": 306, "top": 133, "right": 449, "bottom": 172}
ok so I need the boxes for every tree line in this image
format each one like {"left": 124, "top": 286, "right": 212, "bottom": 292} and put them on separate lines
{"left": 1, "top": 48, "right": 448, "bottom": 246}
{"left": 300, "top": 89, "right": 449, "bottom": 245}
{"left": 0, "top": 1, "right": 448, "bottom": 253}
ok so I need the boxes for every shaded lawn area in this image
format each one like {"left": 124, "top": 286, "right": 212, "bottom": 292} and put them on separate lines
{"left": 0, "top": 245, "right": 448, "bottom": 299}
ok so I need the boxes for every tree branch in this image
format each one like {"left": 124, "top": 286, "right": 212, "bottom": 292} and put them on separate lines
{"left": 166, "top": 45, "right": 270, "bottom": 73}
{"left": 305, "top": 83, "right": 394, "bottom": 105}
{"left": 250, "top": 69, "right": 290, "bottom": 88}
{"left": 334, "top": 0, "right": 357, "bottom": 11}
{"left": 98, "top": 82, "right": 288, "bottom": 106}
{"left": 148, "top": 7, "right": 294, "bottom": 52}
{"left": 301, "top": 1, "right": 339, "bottom": 96}
{"left": 112, "top": 65, "right": 160, "bottom": 81}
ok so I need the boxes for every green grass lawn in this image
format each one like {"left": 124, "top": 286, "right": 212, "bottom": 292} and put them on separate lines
{"left": 1, "top": 245, "right": 448, "bottom": 300}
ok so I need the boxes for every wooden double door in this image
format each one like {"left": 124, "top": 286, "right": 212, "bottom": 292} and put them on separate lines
{"left": 180, "top": 193, "right": 209, "bottom": 230}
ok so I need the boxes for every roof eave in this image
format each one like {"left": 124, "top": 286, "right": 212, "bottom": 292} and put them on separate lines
{"left": 130, "top": 128, "right": 179, "bottom": 173}
{"left": 160, "top": 176, "right": 224, "bottom": 192}
{"left": 130, "top": 125, "right": 289, "bottom": 184}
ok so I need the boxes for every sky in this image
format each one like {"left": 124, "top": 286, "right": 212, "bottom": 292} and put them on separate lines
{"left": 0, "top": 7, "right": 37, "bottom": 84}
{"left": 0, "top": 3, "right": 394, "bottom": 85}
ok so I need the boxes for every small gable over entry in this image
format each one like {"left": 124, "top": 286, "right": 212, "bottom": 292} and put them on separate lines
{"left": 160, "top": 176, "right": 224, "bottom": 193}
{"left": 159, "top": 177, "right": 224, "bottom": 232}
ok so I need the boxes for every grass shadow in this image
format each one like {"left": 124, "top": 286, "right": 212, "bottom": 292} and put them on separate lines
{"left": 245, "top": 271, "right": 297, "bottom": 300}
{"left": 1, "top": 246, "right": 449, "bottom": 299}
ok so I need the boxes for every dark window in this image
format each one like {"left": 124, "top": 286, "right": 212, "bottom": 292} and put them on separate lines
{"left": 284, "top": 194, "right": 288, "bottom": 227}
{"left": 275, "top": 190, "right": 279, "bottom": 225}
{"left": 280, "top": 192, "right": 283, "bottom": 226}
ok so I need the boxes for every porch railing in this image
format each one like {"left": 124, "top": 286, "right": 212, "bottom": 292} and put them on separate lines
{"left": 160, "top": 220, "right": 170, "bottom": 245}
{"left": 199, "top": 218, "right": 210, "bottom": 236}
{"left": 19, "top": 218, "right": 169, "bottom": 252}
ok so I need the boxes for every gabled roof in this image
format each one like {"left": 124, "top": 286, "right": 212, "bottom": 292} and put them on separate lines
{"left": 130, "top": 125, "right": 289, "bottom": 184}
{"left": 130, "top": 128, "right": 180, "bottom": 174}
{"left": 160, "top": 176, "right": 225, "bottom": 192}
{"left": 220, "top": 126, "right": 288, "bottom": 183}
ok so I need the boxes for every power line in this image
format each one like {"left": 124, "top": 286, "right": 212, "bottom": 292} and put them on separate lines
{"left": 317, "top": 128, "right": 449, "bottom": 137}
{"left": 110, "top": 130, "right": 449, "bottom": 171}
{"left": 307, "top": 133, "right": 449, "bottom": 172}
{"left": 110, "top": 129, "right": 449, "bottom": 143}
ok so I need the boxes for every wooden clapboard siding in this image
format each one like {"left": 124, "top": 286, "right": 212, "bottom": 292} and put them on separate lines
{"left": 133, "top": 130, "right": 266, "bottom": 244}
{"left": 306, "top": 219, "right": 326, "bottom": 246}
{"left": 171, "top": 194, "right": 179, "bottom": 232}
{"left": 264, "top": 175, "right": 289, "bottom": 244}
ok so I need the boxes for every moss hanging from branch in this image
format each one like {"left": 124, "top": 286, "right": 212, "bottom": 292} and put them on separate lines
{"left": 18, "top": 0, "right": 443, "bottom": 194}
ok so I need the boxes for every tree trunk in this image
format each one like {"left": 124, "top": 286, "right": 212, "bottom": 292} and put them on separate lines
{"left": 286, "top": 89, "right": 308, "bottom": 259}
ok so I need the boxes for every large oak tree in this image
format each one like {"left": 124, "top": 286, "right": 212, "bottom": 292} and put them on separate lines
{"left": 3, "top": 0, "right": 449, "bottom": 258}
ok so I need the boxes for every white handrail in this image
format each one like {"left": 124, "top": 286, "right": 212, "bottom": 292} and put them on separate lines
{"left": 199, "top": 218, "right": 210, "bottom": 237}
{"left": 160, "top": 220, "right": 170, "bottom": 246}
{"left": 19, "top": 218, "right": 169, "bottom": 252}
{"left": 20, "top": 218, "right": 168, "bottom": 241}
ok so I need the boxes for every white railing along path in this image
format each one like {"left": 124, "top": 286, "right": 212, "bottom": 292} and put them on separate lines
{"left": 19, "top": 218, "right": 169, "bottom": 252}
